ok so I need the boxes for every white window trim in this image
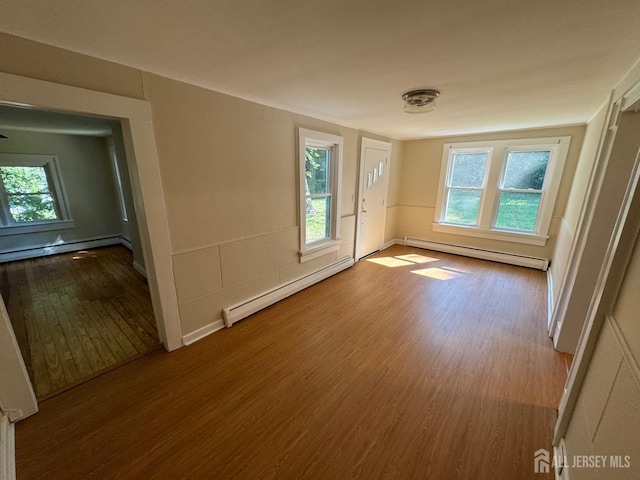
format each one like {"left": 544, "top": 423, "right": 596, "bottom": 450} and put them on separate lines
{"left": 0, "top": 153, "right": 74, "bottom": 236}
{"left": 433, "top": 136, "right": 571, "bottom": 246}
{"left": 298, "top": 128, "right": 343, "bottom": 262}
{"left": 108, "top": 145, "right": 129, "bottom": 222}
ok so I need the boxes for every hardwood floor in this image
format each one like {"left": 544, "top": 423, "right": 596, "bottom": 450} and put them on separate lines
{"left": 15, "top": 246, "right": 566, "bottom": 479}
{"left": 0, "top": 246, "right": 160, "bottom": 400}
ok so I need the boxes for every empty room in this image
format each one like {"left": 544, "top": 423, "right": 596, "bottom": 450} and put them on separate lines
{"left": 1, "top": 1, "right": 640, "bottom": 479}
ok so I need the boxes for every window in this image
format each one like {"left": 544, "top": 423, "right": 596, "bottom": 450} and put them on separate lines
{"left": 298, "top": 128, "right": 343, "bottom": 262}
{"left": 442, "top": 149, "right": 490, "bottom": 225}
{"left": 434, "top": 137, "right": 570, "bottom": 246}
{"left": 0, "top": 154, "right": 72, "bottom": 235}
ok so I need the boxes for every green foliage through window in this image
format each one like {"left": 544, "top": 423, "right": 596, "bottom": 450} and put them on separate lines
{"left": 0, "top": 166, "right": 59, "bottom": 222}
{"left": 502, "top": 151, "right": 549, "bottom": 190}
{"left": 304, "top": 147, "right": 331, "bottom": 243}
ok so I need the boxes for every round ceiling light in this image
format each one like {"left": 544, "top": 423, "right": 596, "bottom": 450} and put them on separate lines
{"left": 402, "top": 89, "right": 440, "bottom": 114}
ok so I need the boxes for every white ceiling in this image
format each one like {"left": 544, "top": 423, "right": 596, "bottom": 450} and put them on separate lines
{"left": 1, "top": 0, "right": 639, "bottom": 139}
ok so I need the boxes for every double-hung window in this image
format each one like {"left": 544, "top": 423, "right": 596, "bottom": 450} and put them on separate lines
{"left": 442, "top": 149, "right": 490, "bottom": 225}
{"left": 434, "top": 137, "right": 570, "bottom": 246}
{"left": 0, "top": 154, "right": 72, "bottom": 235}
{"left": 298, "top": 128, "right": 343, "bottom": 262}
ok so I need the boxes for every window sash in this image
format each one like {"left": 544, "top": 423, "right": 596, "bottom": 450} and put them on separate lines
{"left": 0, "top": 155, "right": 70, "bottom": 228}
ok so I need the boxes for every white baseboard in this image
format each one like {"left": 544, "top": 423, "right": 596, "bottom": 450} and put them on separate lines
{"left": 404, "top": 237, "right": 550, "bottom": 271}
{"left": 382, "top": 238, "right": 404, "bottom": 250}
{"left": 132, "top": 261, "right": 147, "bottom": 278}
{"left": 553, "top": 440, "right": 569, "bottom": 480}
{"left": 223, "top": 256, "right": 355, "bottom": 327}
{"left": 547, "top": 269, "right": 555, "bottom": 332}
{"left": 0, "top": 414, "right": 15, "bottom": 480}
{"left": 0, "top": 235, "right": 123, "bottom": 263}
{"left": 182, "top": 319, "right": 225, "bottom": 346}
{"left": 119, "top": 236, "right": 133, "bottom": 250}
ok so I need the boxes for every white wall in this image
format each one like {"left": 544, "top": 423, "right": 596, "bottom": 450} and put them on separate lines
{"left": 556, "top": 58, "right": 640, "bottom": 479}
{"left": 549, "top": 106, "right": 608, "bottom": 306}
{"left": 553, "top": 112, "right": 640, "bottom": 353}
{"left": 0, "top": 129, "right": 123, "bottom": 252}
{"left": 561, "top": 237, "right": 640, "bottom": 478}
{"left": 107, "top": 123, "right": 145, "bottom": 270}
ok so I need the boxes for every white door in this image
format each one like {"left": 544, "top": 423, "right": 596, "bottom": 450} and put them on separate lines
{"left": 356, "top": 138, "right": 392, "bottom": 260}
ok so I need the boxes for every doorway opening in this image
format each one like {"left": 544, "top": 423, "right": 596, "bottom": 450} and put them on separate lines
{"left": 0, "top": 72, "right": 182, "bottom": 415}
{"left": 0, "top": 106, "right": 161, "bottom": 398}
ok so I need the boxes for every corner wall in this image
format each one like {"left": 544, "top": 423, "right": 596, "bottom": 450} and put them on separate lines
{"left": 142, "top": 73, "right": 368, "bottom": 335}
{"left": 397, "top": 126, "right": 586, "bottom": 260}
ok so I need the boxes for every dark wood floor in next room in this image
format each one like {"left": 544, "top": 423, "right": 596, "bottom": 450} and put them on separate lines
{"left": 0, "top": 246, "right": 160, "bottom": 400}
{"left": 15, "top": 245, "right": 567, "bottom": 479}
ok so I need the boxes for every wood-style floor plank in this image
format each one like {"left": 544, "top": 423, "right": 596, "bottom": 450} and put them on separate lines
{"left": 15, "top": 246, "right": 566, "bottom": 479}
{"left": 0, "top": 246, "right": 159, "bottom": 399}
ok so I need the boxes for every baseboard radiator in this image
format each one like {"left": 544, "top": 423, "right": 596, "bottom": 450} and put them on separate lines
{"left": 0, "top": 235, "right": 126, "bottom": 263}
{"left": 223, "top": 256, "right": 355, "bottom": 327}
{"left": 404, "top": 237, "right": 550, "bottom": 271}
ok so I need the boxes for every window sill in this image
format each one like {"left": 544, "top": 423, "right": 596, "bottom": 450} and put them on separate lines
{"left": 0, "top": 220, "right": 75, "bottom": 237}
{"left": 432, "top": 222, "right": 548, "bottom": 246}
{"left": 299, "top": 240, "right": 341, "bottom": 263}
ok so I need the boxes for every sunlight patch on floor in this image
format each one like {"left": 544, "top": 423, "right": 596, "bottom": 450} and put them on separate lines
{"left": 395, "top": 254, "right": 439, "bottom": 264}
{"left": 367, "top": 254, "right": 440, "bottom": 268}
{"left": 411, "top": 267, "right": 462, "bottom": 280}
{"left": 367, "top": 257, "right": 414, "bottom": 267}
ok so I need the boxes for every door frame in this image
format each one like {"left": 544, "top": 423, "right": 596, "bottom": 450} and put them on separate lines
{"left": 554, "top": 80, "right": 640, "bottom": 444}
{"left": 355, "top": 137, "right": 392, "bottom": 260}
{"left": 0, "top": 72, "right": 182, "bottom": 416}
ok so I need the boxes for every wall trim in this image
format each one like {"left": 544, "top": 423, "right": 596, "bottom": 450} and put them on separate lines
{"left": 0, "top": 235, "right": 122, "bottom": 263}
{"left": 0, "top": 414, "right": 15, "bottom": 480}
{"left": 132, "top": 261, "right": 147, "bottom": 278}
{"left": 404, "top": 237, "right": 550, "bottom": 270}
{"left": 382, "top": 238, "right": 404, "bottom": 250}
{"left": 182, "top": 319, "right": 225, "bottom": 346}
{"left": 607, "top": 315, "right": 640, "bottom": 387}
{"left": 119, "top": 236, "right": 133, "bottom": 250}
{"left": 223, "top": 256, "right": 354, "bottom": 327}
{"left": 0, "top": 70, "right": 182, "bottom": 352}
{"left": 553, "top": 440, "right": 569, "bottom": 480}
{"left": 548, "top": 269, "right": 555, "bottom": 332}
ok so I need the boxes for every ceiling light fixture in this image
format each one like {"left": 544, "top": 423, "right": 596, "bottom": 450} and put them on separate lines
{"left": 402, "top": 89, "right": 440, "bottom": 114}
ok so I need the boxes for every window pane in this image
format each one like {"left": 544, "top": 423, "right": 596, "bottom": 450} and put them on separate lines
{"left": 7, "top": 194, "right": 57, "bottom": 222}
{"left": 449, "top": 152, "right": 487, "bottom": 188}
{"left": 306, "top": 195, "right": 331, "bottom": 244}
{"left": 305, "top": 147, "right": 330, "bottom": 195}
{"left": 495, "top": 192, "right": 541, "bottom": 231}
{"left": 445, "top": 189, "right": 481, "bottom": 225}
{"left": 0, "top": 166, "right": 59, "bottom": 222}
{"left": 502, "top": 151, "right": 550, "bottom": 190}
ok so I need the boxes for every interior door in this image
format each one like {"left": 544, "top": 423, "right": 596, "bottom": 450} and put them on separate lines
{"left": 356, "top": 139, "right": 391, "bottom": 260}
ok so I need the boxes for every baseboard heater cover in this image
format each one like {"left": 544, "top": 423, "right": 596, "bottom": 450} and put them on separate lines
{"left": 0, "top": 235, "right": 123, "bottom": 263}
{"left": 404, "top": 237, "right": 549, "bottom": 271}
{"left": 223, "top": 256, "right": 355, "bottom": 327}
